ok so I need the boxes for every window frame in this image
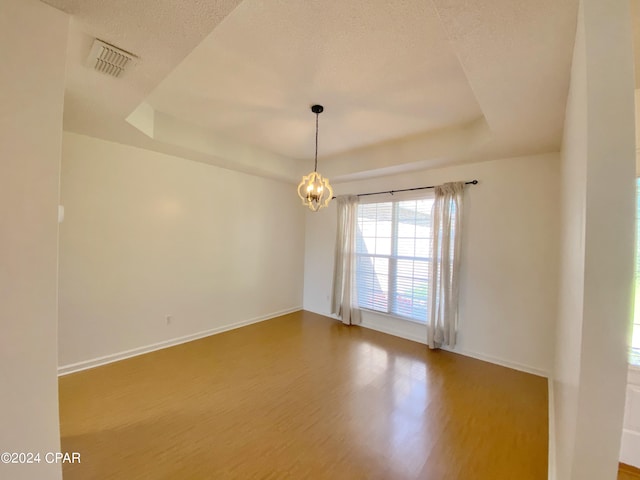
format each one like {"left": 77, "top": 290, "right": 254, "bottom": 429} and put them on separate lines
{"left": 355, "top": 192, "right": 434, "bottom": 324}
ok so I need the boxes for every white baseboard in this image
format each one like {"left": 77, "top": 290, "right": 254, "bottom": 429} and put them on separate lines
{"left": 292, "top": 308, "right": 549, "bottom": 377}
{"left": 548, "top": 378, "right": 556, "bottom": 480}
{"left": 620, "top": 429, "right": 640, "bottom": 469}
{"left": 359, "top": 316, "right": 426, "bottom": 345}
{"left": 439, "top": 346, "right": 549, "bottom": 378}
{"left": 357, "top": 316, "right": 548, "bottom": 378}
{"left": 304, "top": 308, "right": 340, "bottom": 321}
{"left": 58, "top": 307, "right": 302, "bottom": 376}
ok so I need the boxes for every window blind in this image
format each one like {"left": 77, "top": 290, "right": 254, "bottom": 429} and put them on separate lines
{"left": 356, "top": 196, "right": 435, "bottom": 322}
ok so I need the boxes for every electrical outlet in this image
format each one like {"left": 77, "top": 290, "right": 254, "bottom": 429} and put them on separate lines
{"left": 166, "top": 315, "right": 173, "bottom": 325}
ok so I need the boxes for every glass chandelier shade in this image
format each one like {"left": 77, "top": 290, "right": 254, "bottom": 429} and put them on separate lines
{"left": 298, "top": 104, "right": 333, "bottom": 212}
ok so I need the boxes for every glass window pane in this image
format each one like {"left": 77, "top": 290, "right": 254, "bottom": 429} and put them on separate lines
{"left": 376, "top": 237, "right": 391, "bottom": 255}
{"left": 373, "top": 258, "right": 389, "bottom": 311}
{"left": 356, "top": 197, "right": 434, "bottom": 322}
{"left": 377, "top": 203, "right": 393, "bottom": 222}
{"left": 357, "top": 256, "right": 386, "bottom": 312}
{"left": 397, "top": 200, "right": 417, "bottom": 218}
{"left": 417, "top": 199, "right": 433, "bottom": 214}
{"left": 414, "top": 260, "right": 429, "bottom": 280}
{"left": 376, "top": 221, "right": 392, "bottom": 237}
{"left": 362, "top": 237, "right": 377, "bottom": 254}
{"left": 415, "top": 238, "right": 429, "bottom": 258}
{"left": 397, "top": 259, "right": 413, "bottom": 277}
{"left": 397, "top": 238, "right": 414, "bottom": 257}
{"left": 361, "top": 221, "right": 377, "bottom": 237}
{"left": 397, "top": 221, "right": 415, "bottom": 238}
{"left": 358, "top": 204, "right": 377, "bottom": 220}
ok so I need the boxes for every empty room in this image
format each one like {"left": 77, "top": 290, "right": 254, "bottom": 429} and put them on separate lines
{"left": 2, "top": 0, "right": 640, "bottom": 479}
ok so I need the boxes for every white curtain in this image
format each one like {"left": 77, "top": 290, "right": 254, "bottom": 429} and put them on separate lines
{"left": 428, "top": 182, "right": 464, "bottom": 349}
{"left": 331, "top": 195, "right": 361, "bottom": 325}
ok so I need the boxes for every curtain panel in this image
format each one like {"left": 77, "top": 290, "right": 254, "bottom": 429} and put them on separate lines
{"left": 427, "top": 181, "right": 464, "bottom": 349}
{"left": 331, "top": 195, "right": 361, "bottom": 325}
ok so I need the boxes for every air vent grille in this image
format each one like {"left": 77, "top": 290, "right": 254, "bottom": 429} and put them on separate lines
{"left": 87, "top": 39, "right": 136, "bottom": 78}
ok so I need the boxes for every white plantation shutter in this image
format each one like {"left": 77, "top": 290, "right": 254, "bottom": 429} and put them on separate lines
{"left": 355, "top": 195, "right": 436, "bottom": 322}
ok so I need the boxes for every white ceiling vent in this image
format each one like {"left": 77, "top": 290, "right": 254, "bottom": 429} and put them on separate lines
{"left": 86, "top": 39, "right": 136, "bottom": 78}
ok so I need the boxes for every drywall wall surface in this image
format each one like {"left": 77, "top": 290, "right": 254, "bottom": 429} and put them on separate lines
{"left": 554, "top": 1, "right": 636, "bottom": 478}
{"left": 304, "top": 153, "right": 560, "bottom": 376}
{"left": 0, "top": 1, "right": 68, "bottom": 478}
{"left": 58, "top": 132, "right": 305, "bottom": 368}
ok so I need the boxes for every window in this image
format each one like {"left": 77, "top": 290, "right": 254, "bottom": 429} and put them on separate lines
{"left": 632, "top": 179, "right": 640, "bottom": 365}
{"left": 355, "top": 196, "right": 436, "bottom": 322}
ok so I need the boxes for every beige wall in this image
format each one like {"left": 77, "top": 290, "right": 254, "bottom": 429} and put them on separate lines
{"left": 0, "top": 0, "right": 68, "bottom": 478}
{"left": 303, "top": 153, "right": 560, "bottom": 376}
{"left": 553, "top": 0, "right": 636, "bottom": 478}
{"left": 58, "top": 133, "right": 305, "bottom": 369}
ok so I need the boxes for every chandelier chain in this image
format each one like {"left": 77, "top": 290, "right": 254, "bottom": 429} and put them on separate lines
{"left": 314, "top": 112, "right": 319, "bottom": 172}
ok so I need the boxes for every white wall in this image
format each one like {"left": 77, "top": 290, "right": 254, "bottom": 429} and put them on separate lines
{"left": 58, "top": 132, "right": 305, "bottom": 370}
{"left": 553, "top": 8, "right": 588, "bottom": 477}
{"left": 304, "top": 153, "right": 560, "bottom": 376}
{"left": 0, "top": 1, "right": 68, "bottom": 478}
{"left": 554, "top": 0, "right": 636, "bottom": 479}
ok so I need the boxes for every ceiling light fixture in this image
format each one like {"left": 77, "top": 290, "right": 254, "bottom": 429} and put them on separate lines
{"left": 298, "top": 105, "right": 333, "bottom": 212}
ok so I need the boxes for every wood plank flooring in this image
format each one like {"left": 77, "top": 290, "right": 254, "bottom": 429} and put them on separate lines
{"left": 58, "top": 310, "right": 548, "bottom": 479}
{"left": 620, "top": 463, "right": 640, "bottom": 480}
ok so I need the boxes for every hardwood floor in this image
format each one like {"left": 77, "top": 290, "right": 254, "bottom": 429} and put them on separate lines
{"left": 58, "top": 310, "right": 548, "bottom": 479}
{"left": 620, "top": 463, "right": 640, "bottom": 480}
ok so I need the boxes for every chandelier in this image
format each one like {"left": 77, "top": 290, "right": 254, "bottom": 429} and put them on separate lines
{"left": 297, "top": 104, "right": 333, "bottom": 211}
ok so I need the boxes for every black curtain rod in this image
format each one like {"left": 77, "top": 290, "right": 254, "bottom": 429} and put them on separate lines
{"left": 333, "top": 180, "right": 478, "bottom": 199}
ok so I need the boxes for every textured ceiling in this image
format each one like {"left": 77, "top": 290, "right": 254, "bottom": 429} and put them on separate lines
{"left": 38, "top": 0, "right": 244, "bottom": 146}
{"left": 147, "top": 0, "right": 482, "bottom": 160}
{"left": 40, "top": 0, "right": 579, "bottom": 182}
{"left": 430, "top": 0, "right": 579, "bottom": 156}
